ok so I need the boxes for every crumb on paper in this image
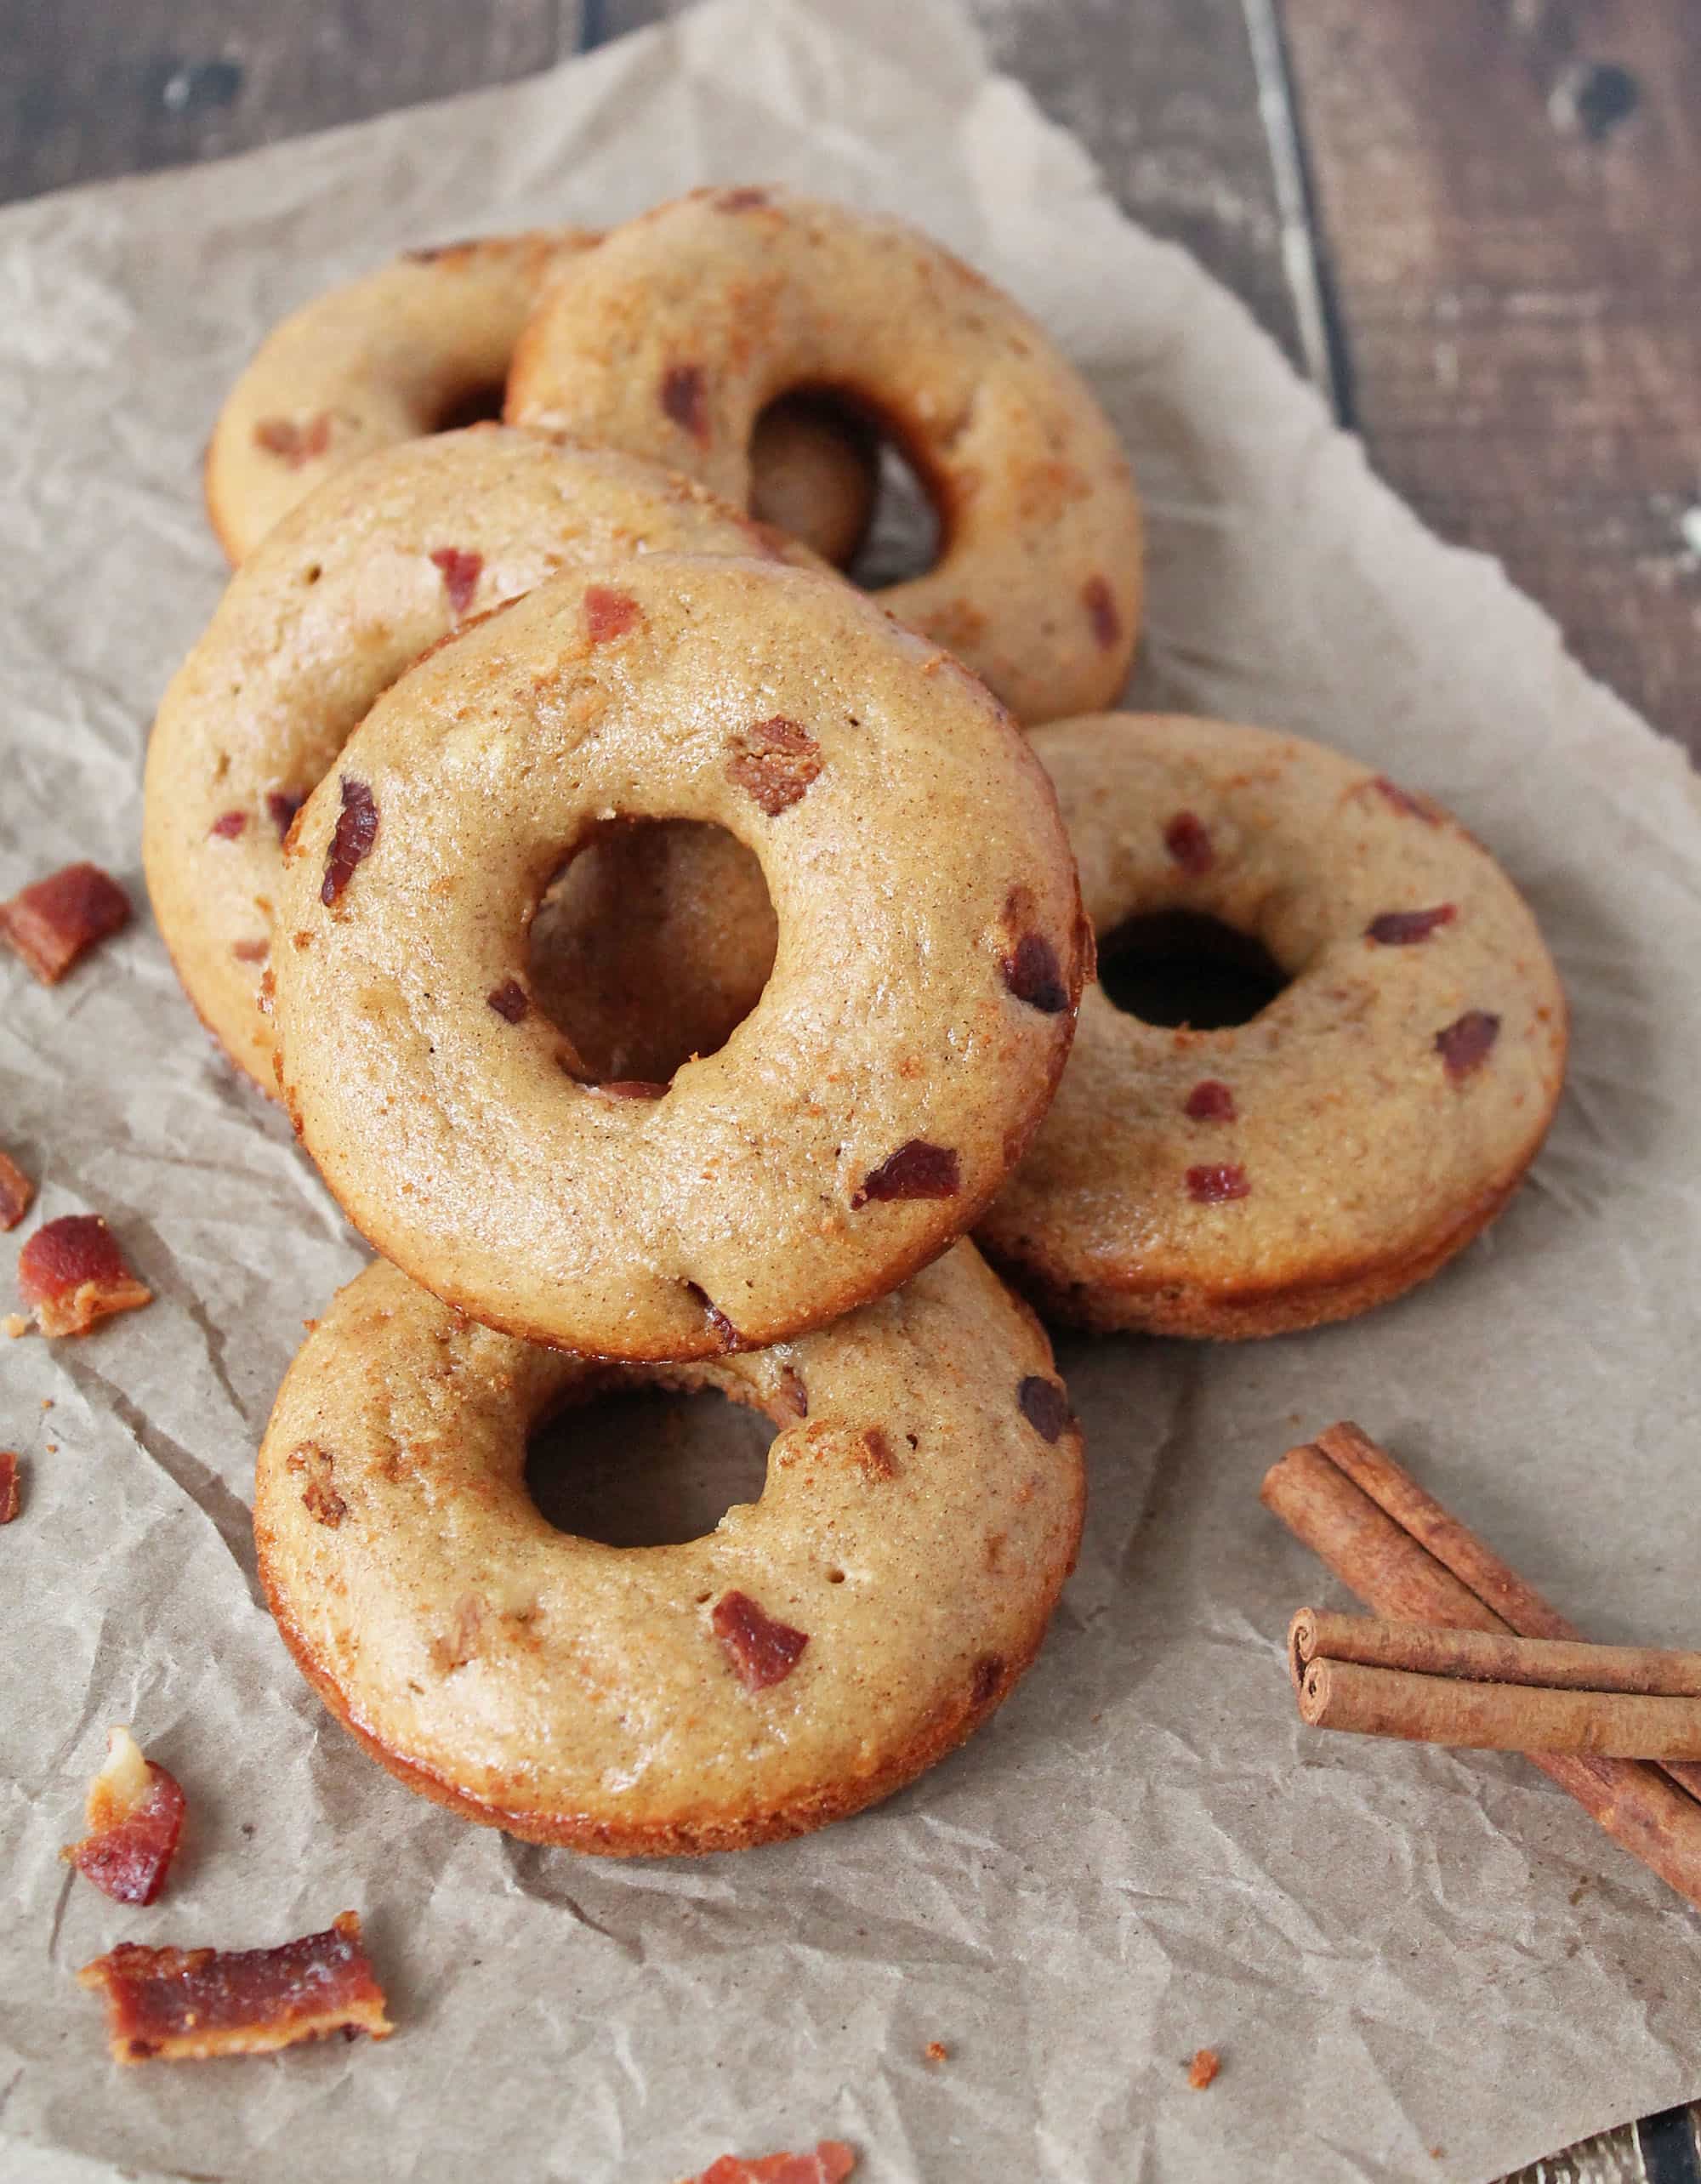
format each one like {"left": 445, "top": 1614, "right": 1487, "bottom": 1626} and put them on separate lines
{"left": 1187, "top": 2048, "right": 1220, "bottom": 2090}
{"left": 0, "top": 1450, "right": 19, "bottom": 1522}
{"left": 682, "top": 2142, "right": 855, "bottom": 2183}
{"left": 15, "top": 1214, "right": 152, "bottom": 1338}
{"left": 924, "top": 2039, "right": 948, "bottom": 2063}
{"left": 62, "top": 1726, "right": 187, "bottom": 1906}
{"left": 0, "top": 861, "right": 131, "bottom": 983}
{"left": 0, "top": 1149, "right": 33, "bottom": 1230}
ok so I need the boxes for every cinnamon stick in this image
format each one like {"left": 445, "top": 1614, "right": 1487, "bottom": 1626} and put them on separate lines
{"left": 1297, "top": 1657, "right": 1701, "bottom": 1759}
{"left": 1291, "top": 1609, "right": 1701, "bottom": 1698}
{"left": 1262, "top": 1436, "right": 1701, "bottom": 1914}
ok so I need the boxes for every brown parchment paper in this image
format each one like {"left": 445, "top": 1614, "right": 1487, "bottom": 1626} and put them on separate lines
{"left": 2, "top": 3, "right": 1699, "bottom": 2179}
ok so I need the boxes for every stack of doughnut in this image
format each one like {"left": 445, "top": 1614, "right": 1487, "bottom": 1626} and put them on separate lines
{"left": 143, "top": 186, "right": 1566, "bottom": 1857}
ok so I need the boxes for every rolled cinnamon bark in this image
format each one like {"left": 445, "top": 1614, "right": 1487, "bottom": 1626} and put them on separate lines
{"left": 1291, "top": 1609, "right": 1701, "bottom": 1698}
{"left": 1298, "top": 1656, "right": 1701, "bottom": 1758}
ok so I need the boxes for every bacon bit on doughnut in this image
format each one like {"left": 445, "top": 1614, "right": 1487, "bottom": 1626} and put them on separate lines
{"left": 726, "top": 715, "right": 822, "bottom": 816}
{"left": 660, "top": 361, "right": 711, "bottom": 445}
{"left": 856, "top": 1427, "right": 896, "bottom": 1480}
{"left": 0, "top": 1449, "right": 19, "bottom": 1523}
{"left": 0, "top": 862, "right": 132, "bottom": 984}
{"left": 16, "top": 1215, "right": 152, "bottom": 1339}
{"left": 1185, "top": 1079, "right": 1236, "bottom": 1123}
{"left": 252, "top": 413, "right": 333, "bottom": 469}
{"left": 62, "top": 1726, "right": 186, "bottom": 1907}
{"left": 1001, "top": 932, "right": 1069, "bottom": 1014}
{"left": 0, "top": 1149, "right": 33, "bottom": 1230}
{"left": 594, "top": 1079, "right": 670, "bottom": 1101}
{"left": 208, "top": 810, "right": 247, "bottom": 839}
{"left": 1163, "top": 812, "right": 1215, "bottom": 877}
{"left": 1436, "top": 1010, "right": 1500, "bottom": 1082}
{"left": 429, "top": 546, "right": 483, "bottom": 617}
{"left": 266, "top": 789, "right": 307, "bottom": 841}
{"left": 1017, "top": 1375, "right": 1070, "bottom": 1443}
{"left": 286, "top": 1444, "right": 346, "bottom": 1529}
{"left": 776, "top": 1366, "right": 809, "bottom": 1419}
{"left": 1187, "top": 1162, "right": 1251, "bottom": 1204}
{"left": 1367, "top": 904, "right": 1456, "bottom": 945}
{"left": 711, "top": 1590, "right": 810, "bottom": 1692}
{"left": 970, "top": 1653, "right": 1004, "bottom": 1706}
{"left": 486, "top": 979, "right": 530, "bottom": 1024}
{"left": 231, "top": 937, "right": 270, "bottom": 964}
{"left": 77, "top": 1911, "right": 393, "bottom": 2064}
{"left": 1188, "top": 2047, "right": 1221, "bottom": 2090}
{"left": 714, "top": 186, "right": 773, "bottom": 212}
{"left": 1082, "top": 575, "right": 1121, "bottom": 650}
{"left": 584, "top": 585, "right": 643, "bottom": 644}
{"left": 686, "top": 2144, "right": 856, "bottom": 2184}
{"left": 321, "top": 777, "right": 378, "bottom": 906}
{"left": 851, "top": 1140, "right": 959, "bottom": 1209}
{"left": 1369, "top": 775, "right": 1444, "bottom": 825}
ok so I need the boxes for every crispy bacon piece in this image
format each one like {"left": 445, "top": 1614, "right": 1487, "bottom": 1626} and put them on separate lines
{"left": 16, "top": 1214, "right": 152, "bottom": 1338}
{"left": 0, "top": 1149, "right": 33, "bottom": 1230}
{"left": 1082, "top": 574, "right": 1121, "bottom": 650}
{"left": 1188, "top": 2047, "right": 1221, "bottom": 2090}
{"left": 266, "top": 789, "right": 306, "bottom": 841}
{"left": 430, "top": 546, "right": 483, "bottom": 617}
{"left": 1187, "top": 1162, "right": 1251, "bottom": 1204}
{"left": 711, "top": 1590, "right": 809, "bottom": 1692}
{"left": 726, "top": 716, "right": 822, "bottom": 816}
{"left": 0, "top": 1450, "right": 19, "bottom": 1522}
{"left": 62, "top": 1726, "right": 185, "bottom": 1906}
{"left": 486, "top": 979, "right": 530, "bottom": 1023}
{"left": 1163, "top": 812, "right": 1214, "bottom": 877}
{"left": 1366, "top": 904, "right": 1456, "bottom": 945}
{"left": 584, "top": 585, "right": 643, "bottom": 644}
{"left": 1436, "top": 1009, "right": 1500, "bottom": 1081}
{"left": 0, "top": 862, "right": 132, "bottom": 984}
{"left": 1184, "top": 1079, "right": 1236, "bottom": 1123}
{"left": 687, "top": 2143, "right": 856, "bottom": 2184}
{"left": 850, "top": 1140, "right": 959, "bottom": 1209}
{"left": 321, "top": 777, "right": 378, "bottom": 906}
{"left": 78, "top": 1911, "right": 392, "bottom": 2064}
{"left": 1017, "top": 1375, "right": 1069, "bottom": 1443}
{"left": 1001, "top": 932, "right": 1069, "bottom": 1014}
{"left": 208, "top": 809, "right": 247, "bottom": 839}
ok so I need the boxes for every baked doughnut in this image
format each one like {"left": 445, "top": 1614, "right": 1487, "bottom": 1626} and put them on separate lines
{"left": 505, "top": 187, "right": 1143, "bottom": 725}
{"left": 145, "top": 426, "right": 813, "bottom": 1093}
{"left": 977, "top": 714, "right": 1567, "bottom": 1337}
{"left": 268, "top": 554, "right": 1089, "bottom": 1360}
{"left": 255, "top": 1245, "right": 1084, "bottom": 1855}
{"left": 205, "top": 231, "right": 876, "bottom": 567}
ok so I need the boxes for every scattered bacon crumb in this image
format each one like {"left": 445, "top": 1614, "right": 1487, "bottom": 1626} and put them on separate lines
{"left": 1187, "top": 1162, "right": 1251, "bottom": 1204}
{"left": 851, "top": 1140, "right": 959, "bottom": 1209}
{"left": 208, "top": 809, "right": 247, "bottom": 839}
{"left": 726, "top": 716, "right": 822, "bottom": 816}
{"left": 1367, "top": 904, "right": 1456, "bottom": 945}
{"left": 287, "top": 1444, "right": 346, "bottom": 1528}
{"left": 429, "top": 546, "right": 483, "bottom": 617}
{"left": 0, "top": 1450, "right": 19, "bottom": 1523}
{"left": 711, "top": 1590, "right": 810, "bottom": 1692}
{"left": 1184, "top": 1079, "right": 1236, "bottom": 1123}
{"left": 584, "top": 585, "right": 643, "bottom": 644}
{"left": 1163, "top": 812, "right": 1214, "bottom": 877}
{"left": 660, "top": 361, "right": 711, "bottom": 444}
{"left": 265, "top": 789, "right": 306, "bottom": 841}
{"left": 1436, "top": 1010, "right": 1500, "bottom": 1082}
{"left": 321, "top": 777, "right": 378, "bottom": 906}
{"left": 924, "top": 2039, "right": 949, "bottom": 2064}
{"left": 16, "top": 1214, "right": 152, "bottom": 1339}
{"left": 686, "top": 2142, "right": 855, "bottom": 2184}
{"left": 1017, "top": 1375, "right": 1070, "bottom": 1443}
{"left": 1082, "top": 574, "right": 1121, "bottom": 649}
{"left": 1002, "top": 932, "right": 1069, "bottom": 1014}
{"left": 0, "top": 1149, "right": 34, "bottom": 1230}
{"left": 78, "top": 1911, "right": 392, "bottom": 2064}
{"left": 0, "top": 862, "right": 132, "bottom": 984}
{"left": 486, "top": 979, "right": 530, "bottom": 1024}
{"left": 231, "top": 937, "right": 269, "bottom": 964}
{"left": 253, "top": 413, "right": 333, "bottom": 469}
{"left": 62, "top": 1726, "right": 186, "bottom": 1906}
{"left": 1187, "top": 2047, "right": 1220, "bottom": 2090}
{"left": 1369, "top": 776, "right": 1443, "bottom": 825}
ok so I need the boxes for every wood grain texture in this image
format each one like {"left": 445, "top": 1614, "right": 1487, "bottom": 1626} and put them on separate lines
{"left": 1281, "top": 0, "right": 1701, "bottom": 750}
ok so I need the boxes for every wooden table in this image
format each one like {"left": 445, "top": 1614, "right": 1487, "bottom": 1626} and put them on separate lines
{"left": 4, "top": 4, "right": 1696, "bottom": 2177}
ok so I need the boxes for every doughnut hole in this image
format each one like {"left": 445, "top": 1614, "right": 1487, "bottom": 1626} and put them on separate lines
{"left": 526, "top": 1386, "right": 774, "bottom": 1549}
{"left": 431, "top": 378, "right": 508, "bottom": 433}
{"left": 1096, "top": 909, "right": 1290, "bottom": 1031}
{"left": 527, "top": 817, "right": 777, "bottom": 1086}
{"left": 750, "top": 384, "right": 942, "bottom": 588}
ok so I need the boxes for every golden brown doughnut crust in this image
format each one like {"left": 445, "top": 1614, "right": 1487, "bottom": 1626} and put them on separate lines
{"left": 977, "top": 714, "right": 1568, "bottom": 1337}
{"left": 268, "top": 555, "right": 1089, "bottom": 1361}
{"left": 254, "top": 1246, "right": 1085, "bottom": 1855}
{"left": 505, "top": 185, "right": 1143, "bottom": 726}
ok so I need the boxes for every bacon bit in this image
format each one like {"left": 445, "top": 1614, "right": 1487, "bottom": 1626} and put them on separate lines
{"left": 208, "top": 810, "right": 247, "bottom": 839}
{"left": 1163, "top": 812, "right": 1214, "bottom": 877}
{"left": 1187, "top": 1162, "right": 1251, "bottom": 1204}
{"left": 688, "top": 2145, "right": 856, "bottom": 2184}
{"left": 856, "top": 1427, "right": 896, "bottom": 1481}
{"left": 660, "top": 361, "right": 711, "bottom": 445}
{"left": 0, "top": 862, "right": 132, "bottom": 984}
{"left": 851, "top": 1140, "right": 959, "bottom": 1209}
{"left": 703, "top": 1299, "right": 742, "bottom": 1351}
{"left": 776, "top": 1366, "right": 808, "bottom": 1419}
{"left": 584, "top": 585, "right": 643, "bottom": 644}
{"left": 714, "top": 186, "right": 773, "bottom": 212}
{"left": 1185, "top": 1079, "right": 1236, "bottom": 1123}
{"left": 970, "top": 1653, "right": 1004, "bottom": 1706}
{"left": 0, "top": 1450, "right": 19, "bottom": 1523}
{"left": 486, "top": 979, "right": 529, "bottom": 1023}
{"left": 1188, "top": 2047, "right": 1221, "bottom": 2090}
{"left": 62, "top": 1726, "right": 186, "bottom": 1906}
{"left": 231, "top": 937, "right": 269, "bottom": 964}
{"left": 429, "top": 546, "right": 483, "bottom": 617}
{"left": 17, "top": 1214, "right": 152, "bottom": 1339}
{"left": 78, "top": 1911, "right": 392, "bottom": 2064}
{"left": 1082, "top": 575, "right": 1121, "bottom": 649}
{"left": 1002, "top": 932, "right": 1068, "bottom": 1014}
{"left": 1017, "top": 1375, "right": 1070, "bottom": 1443}
{"left": 726, "top": 716, "right": 822, "bottom": 816}
{"left": 1436, "top": 1010, "right": 1500, "bottom": 1082}
{"left": 286, "top": 1444, "right": 346, "bottom": 1528}
{"left": 321, "top": 777, "right": 378, "bottom": 906}
{"left": 711, "top": 1590, "right": 809, "bottom": 1692}
{"left": 1367, "top": 904, "right": 1457, "bottom": 945}
{"left": 252, "top": 413, "right": 333, "bottom": 469}
{"left": 593, "top": 1078, "right": 670, "bottom": 1101}
{"left": 0, "top": 1150, "right": 33, "bottom": 1230}
{"left": 265, "top": 789, "right": 306, "bottom": 841}
{"left": 1370, "top": 776, "right": 1444, "bottom": 825}
{"left": 924, "top": 2039, "right": 949, "bottom": 2065}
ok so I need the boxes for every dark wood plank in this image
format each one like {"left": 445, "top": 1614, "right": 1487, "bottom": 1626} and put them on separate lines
{"left": 0, "top": 0, "right": 575, "bottom": 205}
{"left": 1279, "top": 0, "right": 1701, "bottom": 749}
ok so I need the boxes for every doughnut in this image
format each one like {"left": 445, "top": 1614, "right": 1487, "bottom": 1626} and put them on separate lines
{"left": 254, "top": 1245, "right": 1085, "bottom": 1855}
{"left": 205, "top": 231, "right": 877, "bottom": 568}
{"left": 145, "top": 425, "right": 814, "bottom": 1094}
{"left": 267, "top": 554, "right": 1089, "bottom": 1361}
{"left": 504, "top": 186, "right": 1143, "bottom": 726}
{"left": 976, "top": 714, "right": 1567, "bottom": 1337}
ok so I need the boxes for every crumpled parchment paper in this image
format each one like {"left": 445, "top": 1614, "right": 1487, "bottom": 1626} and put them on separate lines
{"left": 2, "top": 3, "right": 1698, "bottom": 2179}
